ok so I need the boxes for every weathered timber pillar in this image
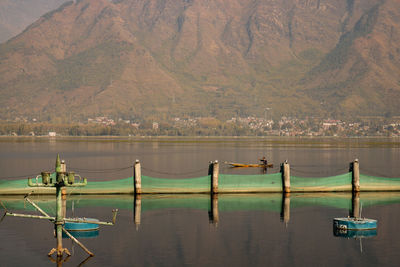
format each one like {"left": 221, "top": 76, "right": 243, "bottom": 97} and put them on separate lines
{"left": 210, "top": 160, "right": 219, "bottom": 194}
{"left": 134, "top": 194, "right": 141, "bottom": 230}
{"left": 280, "top": 193, "right": 290, "bottom": 225}
{"left": 134, "top": 160, "right": 142, "bottom": 194}
{"left": 350, "top": 159, "right": 360, "bottom": 193}
{"left": 281, "top": 160, "right": 291, "bottom": 193}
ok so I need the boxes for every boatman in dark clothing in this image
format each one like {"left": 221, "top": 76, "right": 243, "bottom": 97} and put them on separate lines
{"left": 259, "top": 156, "right": 268, "bottom": 166}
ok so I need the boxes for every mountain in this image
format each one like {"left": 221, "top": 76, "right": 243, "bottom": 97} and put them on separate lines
{"left": 0, "top": 0, "right": 69, "bottom": 43}
{"left": 305, "top": 0, "right": 400, "bottom": 117}
{"left": 0, "top": 0, "right": 399, "bottom": 122}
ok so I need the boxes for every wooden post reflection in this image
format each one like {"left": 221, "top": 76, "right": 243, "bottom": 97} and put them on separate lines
{"left": 134, "top": 194, "right": 141, "bottom": 230}
{"left": 208, "top": 194, "right": 219, "bottom": 225}
{"left": 351, "top": 192, "right": 360, "bottom": 218}
{"left": 280, "top": 193, "right": 290, "bottom": 225}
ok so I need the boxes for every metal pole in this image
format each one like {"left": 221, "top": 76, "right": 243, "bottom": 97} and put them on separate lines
{"left": 25, "top": 197, "right": 51, "bottom": 217}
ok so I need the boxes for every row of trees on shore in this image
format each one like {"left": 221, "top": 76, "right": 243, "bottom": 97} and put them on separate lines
{"left": 0, "top": 119, "right": 399, "bottom": 137}
{"left": 0, "top": 122, "right": 259, "bottom": 136}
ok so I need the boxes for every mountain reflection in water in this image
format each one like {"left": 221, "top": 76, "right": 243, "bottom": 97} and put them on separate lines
{"left": 1, "top": 138, "right": 400, "bottom": 266}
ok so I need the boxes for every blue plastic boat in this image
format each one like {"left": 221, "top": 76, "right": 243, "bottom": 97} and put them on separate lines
{"left": 333, "top": 217, "right": 377, "bottom": 231}
{"left": 63, "top": 229, "right": 99, "bottom": 239}
{"left": 64, "top": 218, "right": 99, "bottom": 231}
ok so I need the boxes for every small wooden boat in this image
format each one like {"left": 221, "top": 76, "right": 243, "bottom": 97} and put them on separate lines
{"left": 333, "top": 217, "right": 377, "bottom": 231}
{"left": 225, "top": 162, "right": 273, "bottom": 168}
{"left": 64, "top": 218, "right": 99, "bottom": 231}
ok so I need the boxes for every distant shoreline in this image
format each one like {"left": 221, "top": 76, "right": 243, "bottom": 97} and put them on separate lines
{"left": 0, "top": 135, "right": 399, "bottom": 145}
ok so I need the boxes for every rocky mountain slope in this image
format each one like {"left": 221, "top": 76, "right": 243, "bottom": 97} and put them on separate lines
{"left": 0, "top": 0, "right": 399, "bottom": 122}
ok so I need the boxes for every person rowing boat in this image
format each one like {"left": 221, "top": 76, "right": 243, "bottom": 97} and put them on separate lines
{"left": 259, "top": 156, "right": 268, "bottom": 166}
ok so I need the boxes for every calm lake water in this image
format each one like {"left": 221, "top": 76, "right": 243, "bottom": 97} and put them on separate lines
{"left": 1, "top": 137, "right": 400, "bottom": 266}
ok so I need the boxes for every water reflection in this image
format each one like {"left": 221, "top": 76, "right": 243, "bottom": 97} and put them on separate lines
{"left": 2, "top": 192, "right": 399, "bottom": 266}
{"left": 280, "top": 193, "right": 290, "bottom": 225}
{"left": 62, "top": 229, "right": 99, "bottom": 239}
{"left": 3, "top": 192, "right": 400, "bottom": 226}
{"left": 133, "top": 194, "right": 141, "bottom": 229}
{"left": 333, "top": 228, "right": 377, "bottom": 239}
{"left": 209, "top": 194, "right": 219, "bottom": 225}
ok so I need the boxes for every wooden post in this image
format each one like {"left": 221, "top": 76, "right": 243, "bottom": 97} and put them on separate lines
{"left": 281, "top": 160, "right": 291, "bottom": 193}
{"left": 211, "top": 160, "right": 219, "bottom": 194}
{"left": 351, "top": 159, "right": 360, "bottom": 193}
{"left": 134, "top": 160, "right": 141, "bottom": 194}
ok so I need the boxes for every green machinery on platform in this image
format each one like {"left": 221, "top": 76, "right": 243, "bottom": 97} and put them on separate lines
{"left": 1, "top": 155, "right": 117, "bottom": 262}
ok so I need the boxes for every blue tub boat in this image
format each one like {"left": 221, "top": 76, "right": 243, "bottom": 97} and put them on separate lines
{"left": 64, "top": 218, "right": 99, "bottom": 231}
{"left": 333, "top": 217, "right": 377, "bottom": 231}
{"left": 63, "top": 229, "right": 99, "bottom": 239}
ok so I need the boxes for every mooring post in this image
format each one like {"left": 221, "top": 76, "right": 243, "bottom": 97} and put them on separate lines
{"left": 211, "top": 160, "right": 219, "bottom": 194}
{"left": 134, "top": 159, "right": 142, "bottom": 194}
{"left": 281, "top": 160, "right": 291, "bottom": 193}
{"left": 350, "top": 159, "right": 360, "bottom": 193}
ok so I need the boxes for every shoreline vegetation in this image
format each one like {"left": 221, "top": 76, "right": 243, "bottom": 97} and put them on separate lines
{"left": 0, "top": 118, "right": 399, "bottom": 138}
